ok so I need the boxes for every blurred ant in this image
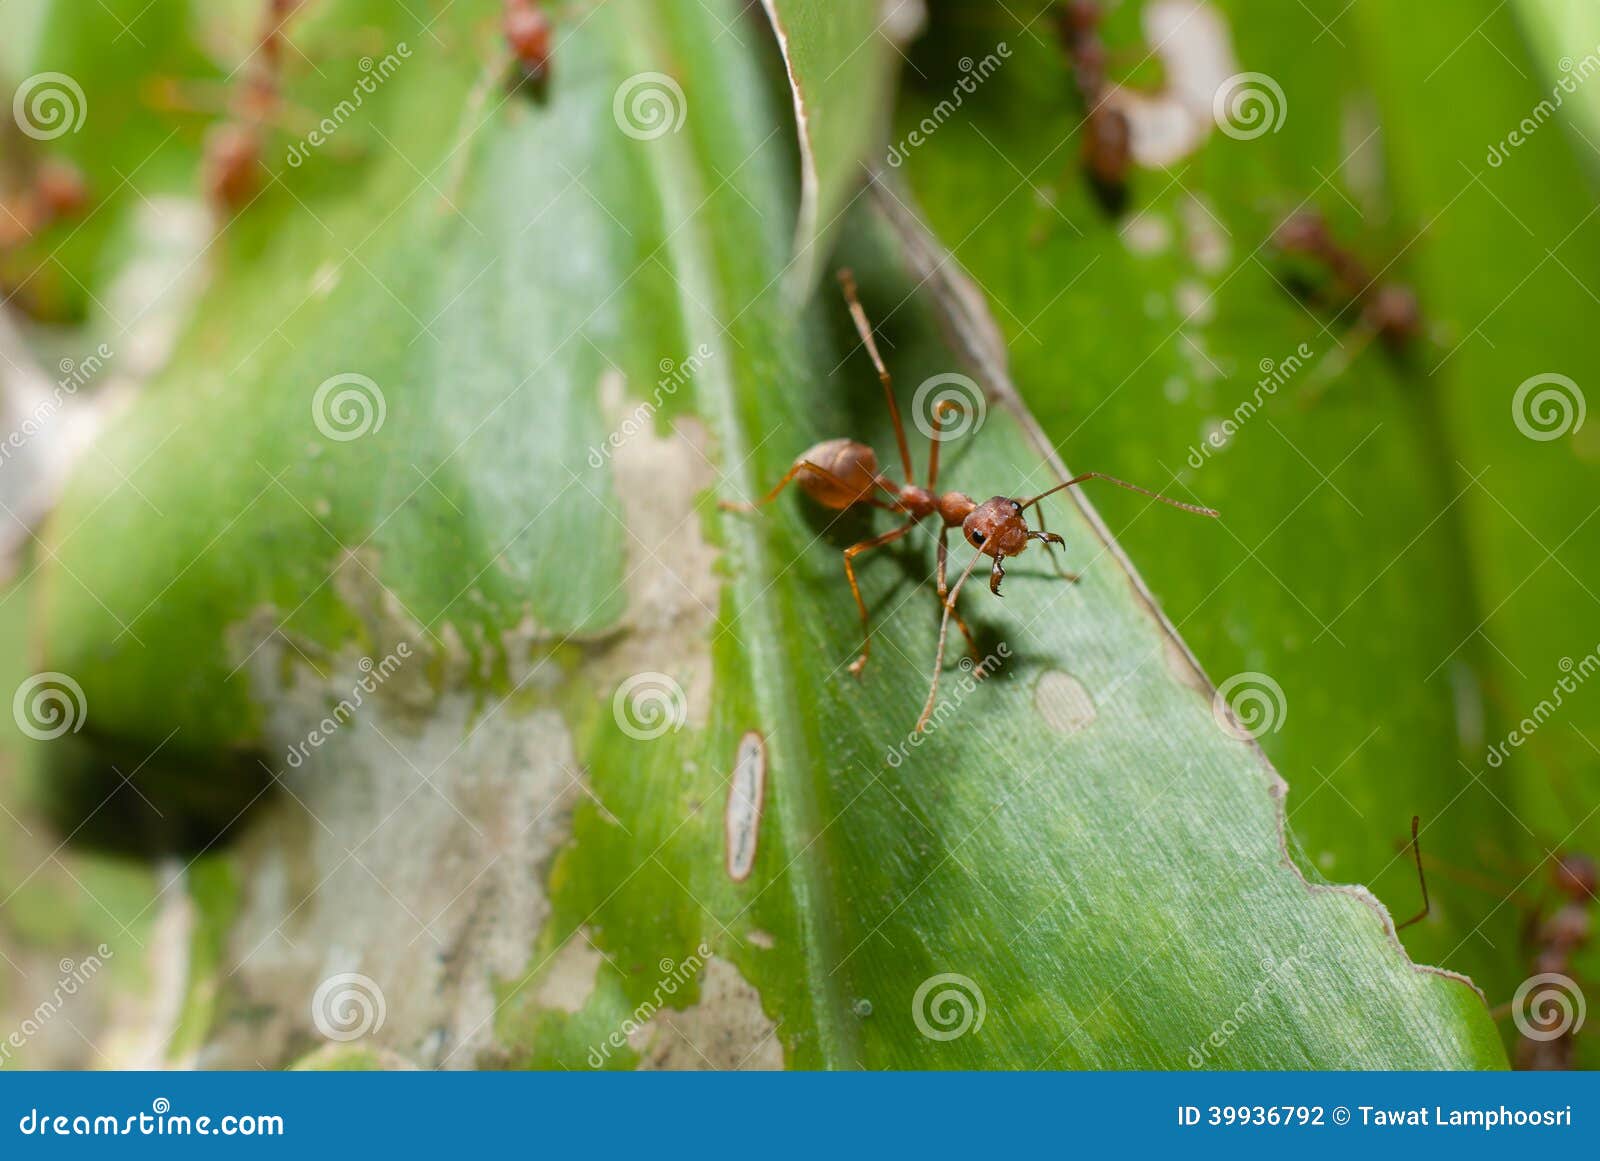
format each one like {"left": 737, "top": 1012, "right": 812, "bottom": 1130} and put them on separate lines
{"left": 1402, "top": 745, "right": 1596, "bottom": 1070}
{"left": 1054, "top": 0, "right": 1133, "bottom": 210}
{"left": 504, "top": 0, "right": 554, "bottom": 92}
{"left": 148, "top": 0, "right": 304, "bottom": 212}
{"left": 0, "top": 158, "right": 88, "bottom": 247}
{"left": 721, "top": 269, "right": 1218, "bottom": 733}
{"left": 1272, "top": 210, "right": 1425, "bottom": 352}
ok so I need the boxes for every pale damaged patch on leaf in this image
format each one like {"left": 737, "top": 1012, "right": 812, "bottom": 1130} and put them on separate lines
{"left": 1103, "top": 0, "right": 1238, "bottom": 167}
{"left": 101, "top": 860, "right": 194, "bottom": 1068}
{"left": 592, "top": 368, "right": 717, "bottom": 728}
{"left": 208, "top": 563, "right": 586, "bottom": 1067}
{"left": 725, "top": 730, "right": 767, "bottom": 882}
{"left": 1033, "top": 670, "right": 1097, "bottom": 736}
{"left": 630, "top": 956, "right": 782, "bottom": 1070}
{"left": 535, "top": 933, "right": 604, "bottom": 1015}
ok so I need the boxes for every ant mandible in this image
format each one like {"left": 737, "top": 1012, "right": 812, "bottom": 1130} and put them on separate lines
{"left": 722, "top": 269, "right": 1219, "bottom": 733}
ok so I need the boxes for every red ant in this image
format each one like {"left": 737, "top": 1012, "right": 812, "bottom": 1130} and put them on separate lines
{"left": 1515, "top": 853, "right": 1595, "bottom": 1069}
{"left": 504, "top": 0, "right": 554, "bottom": 89}
{"left": 1272, "top": 210, "right": 1424, "bottom": 350}
{"left": 0, "top": 158, "right": 88, "bottom": 247}
{"left": 1054, "top": 0, "right": 1133, "bottom": 208}
{"left": 149, "top": 0, "right": 302, "bottom": 212}
{"left": 1402, "top": 811, "right": 1595, "bottom": 1069}
{"left": 721, "top": 269, "right": 1218, "bottom": 733}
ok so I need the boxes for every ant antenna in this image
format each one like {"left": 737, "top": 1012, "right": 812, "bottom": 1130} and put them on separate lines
{"left": 837, "top": 268, "right": 915, "bottom": 484}
{"left": 1022, "top": 471, "right": 1221, "bottom": 518}
{"left": 1396, "top": 815, "right": 1431, "bottom": 931}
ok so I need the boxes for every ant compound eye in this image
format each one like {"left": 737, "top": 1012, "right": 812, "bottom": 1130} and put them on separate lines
{"left": 1011, "top": 500, "right": 1022, "bottom": 511}
{"left": 969, "top": 530, "right": 986, "bottom": 547}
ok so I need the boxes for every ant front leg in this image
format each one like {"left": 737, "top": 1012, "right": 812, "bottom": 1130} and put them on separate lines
{"left": 843, "top": 520, "right": 917, "bottom": 677}
{"left": 936, "top": 527, "right": 982, "bottom": 669}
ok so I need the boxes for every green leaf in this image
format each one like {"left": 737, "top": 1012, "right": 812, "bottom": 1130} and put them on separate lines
{"left": 15, "top": 0, "right": 1502, "bottom": 1068}
{"left": 760, "top": 0, "right": 900, "bottom": 291}
{"left": 893, "top": 0, "right": 1598, "bottom": 1065}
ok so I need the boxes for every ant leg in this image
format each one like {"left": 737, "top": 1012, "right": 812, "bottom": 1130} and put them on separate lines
{"left": 843, "top": 520, "right": 917, "bottom": 677}
{"left": 838, "top": 269, "right": 914, "bottom": 482}
{"left": 926, "top": 399, "right": 968, "bottom": 493}
{"left": 917, "top": 550, "right": 983, "bottom": 732}
{"left": 1395, "top": 816, "right": 1431, "bottom": 931}
{"left": 720, "top": 460, "right": 896, "bottom": 513}
{"left": 936, "top": 527, "right": 982, "bottom": 667}
{"left": 718, "top": 462, "right": 810, "bottom": 512}
{"left": 1026, "top": 518, "right": 1080, "bottom": 583}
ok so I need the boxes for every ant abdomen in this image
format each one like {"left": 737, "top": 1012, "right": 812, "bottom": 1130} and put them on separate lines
{"left": 795, "top": 438, "right": 881, "bottom": 509}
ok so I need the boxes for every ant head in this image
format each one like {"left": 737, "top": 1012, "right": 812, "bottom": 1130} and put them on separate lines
{"left": 962, "top": 497, "right": 1030, "bottom": 559}
{"left": 1552, "top": 853, "right": 1598, "bottom": 902}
